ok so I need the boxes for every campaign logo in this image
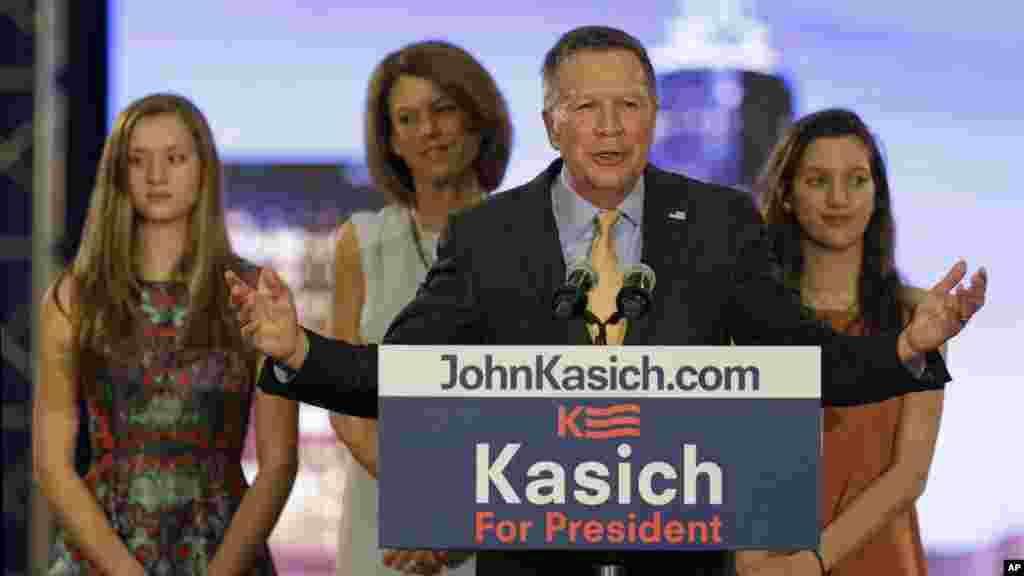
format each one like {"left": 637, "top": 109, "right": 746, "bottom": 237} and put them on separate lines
{"left": 558, "top": 403, "right": 640, "bottom": 439}
{"left": 474, "top": 400, "right": 726, "bottom": 547}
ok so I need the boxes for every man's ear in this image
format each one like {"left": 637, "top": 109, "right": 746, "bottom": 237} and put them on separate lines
{"left": 542, "top": 109, "right": 561, "bottom": 151}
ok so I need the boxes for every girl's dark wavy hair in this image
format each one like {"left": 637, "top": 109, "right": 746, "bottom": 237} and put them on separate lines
{"left": 756, "top": 108, "right": 907, "bottom": 331}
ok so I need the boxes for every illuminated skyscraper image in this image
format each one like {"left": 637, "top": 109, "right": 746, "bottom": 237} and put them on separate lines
{"left": 649, "top": 0, "right": 793, "bottom": 191}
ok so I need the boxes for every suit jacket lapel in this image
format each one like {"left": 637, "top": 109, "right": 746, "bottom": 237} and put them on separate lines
{"left": 517, "top": 160, "right": 591, "bottom": 345}
{"left": 625, "top": 165, "right": 691, "bottom": 345}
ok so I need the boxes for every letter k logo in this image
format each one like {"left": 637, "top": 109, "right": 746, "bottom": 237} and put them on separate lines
{"left": 557, "top": 405, "right": 584, "bottom": 438}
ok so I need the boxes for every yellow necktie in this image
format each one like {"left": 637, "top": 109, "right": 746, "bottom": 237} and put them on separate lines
{"left": 587, "top": 210, "right": 626, "bottom": 345}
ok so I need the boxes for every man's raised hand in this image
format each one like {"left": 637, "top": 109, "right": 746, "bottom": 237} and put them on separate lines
{"left": 225, "top": 267, "right": 306, "bottom": 369}
{"left": 900, "top": 260, "right": 988, "bottom": 359}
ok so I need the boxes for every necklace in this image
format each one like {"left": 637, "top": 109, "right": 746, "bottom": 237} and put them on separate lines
{"left": 408, "top": 212, "right": 432, "bottom": 271}
{"left": 803, "top": 293, "right": 860, "bottom": 320}
{"left": 407, "top": 190, "right": 483, "bottom": 271}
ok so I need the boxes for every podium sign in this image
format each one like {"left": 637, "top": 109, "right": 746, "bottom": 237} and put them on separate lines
{"left": 378, "top": 346, "right": 820, "bottom": 551}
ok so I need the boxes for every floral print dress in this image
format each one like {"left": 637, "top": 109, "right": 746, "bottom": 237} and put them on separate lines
{"left": 49, "top": 266, "right": 276, "bottom": 575}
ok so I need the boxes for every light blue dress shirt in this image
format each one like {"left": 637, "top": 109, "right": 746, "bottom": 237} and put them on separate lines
{"left": 550, "top": 164, "right": 645, "bottom": 271}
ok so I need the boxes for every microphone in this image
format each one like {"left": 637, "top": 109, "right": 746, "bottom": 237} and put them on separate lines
{"left": 615, "top": 263, "right": 656, "bottom": 321}
{"left": 552, "top": 260, "right": 598, "bottom": 320}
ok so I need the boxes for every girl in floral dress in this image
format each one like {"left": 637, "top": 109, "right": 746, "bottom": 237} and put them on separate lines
{"left": 33, "top": 93, "right": 299, "bottom": 575}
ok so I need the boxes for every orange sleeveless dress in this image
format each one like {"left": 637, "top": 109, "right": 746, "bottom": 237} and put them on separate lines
{"left": 818, "top": 309, "right": 928, "bottom": 575}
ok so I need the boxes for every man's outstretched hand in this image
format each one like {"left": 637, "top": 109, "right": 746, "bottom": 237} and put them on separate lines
{"left": 898, "top": 260, "right": 987, "bottom": 361}
{"left": 225, "top": 267, "right": 307, "bottom": 370}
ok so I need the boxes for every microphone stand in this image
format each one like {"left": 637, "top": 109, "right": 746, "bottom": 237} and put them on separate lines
{"left": 581, "top": 304, "right": 645, "bottom": 574}
{"left": 582, "top": 311, "right": 626, "bottom": 346}
{"left": 583, "top": 310, "right": 626, "bottom": 575}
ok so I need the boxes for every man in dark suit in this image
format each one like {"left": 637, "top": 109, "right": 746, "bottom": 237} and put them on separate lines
{"left": 227, "top": 26, "right": 986, "bottom": 576}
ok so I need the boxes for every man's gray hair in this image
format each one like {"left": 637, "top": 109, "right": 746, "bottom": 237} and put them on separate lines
{"left": 541, "top": 26, "right": 658, "bottom": 112}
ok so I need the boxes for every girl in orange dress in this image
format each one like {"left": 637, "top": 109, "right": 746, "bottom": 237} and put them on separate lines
{"left": 736, "top": 108, "right": 945, "bottom": 576}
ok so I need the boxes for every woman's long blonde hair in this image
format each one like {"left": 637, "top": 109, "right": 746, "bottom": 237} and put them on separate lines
{"left": 66, "top": 93, "right": 239, "bottom": 352}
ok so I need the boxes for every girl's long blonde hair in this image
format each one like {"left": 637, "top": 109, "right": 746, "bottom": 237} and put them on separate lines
{"left": 65, "top": 93, "right": 240, "bottom": 353}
